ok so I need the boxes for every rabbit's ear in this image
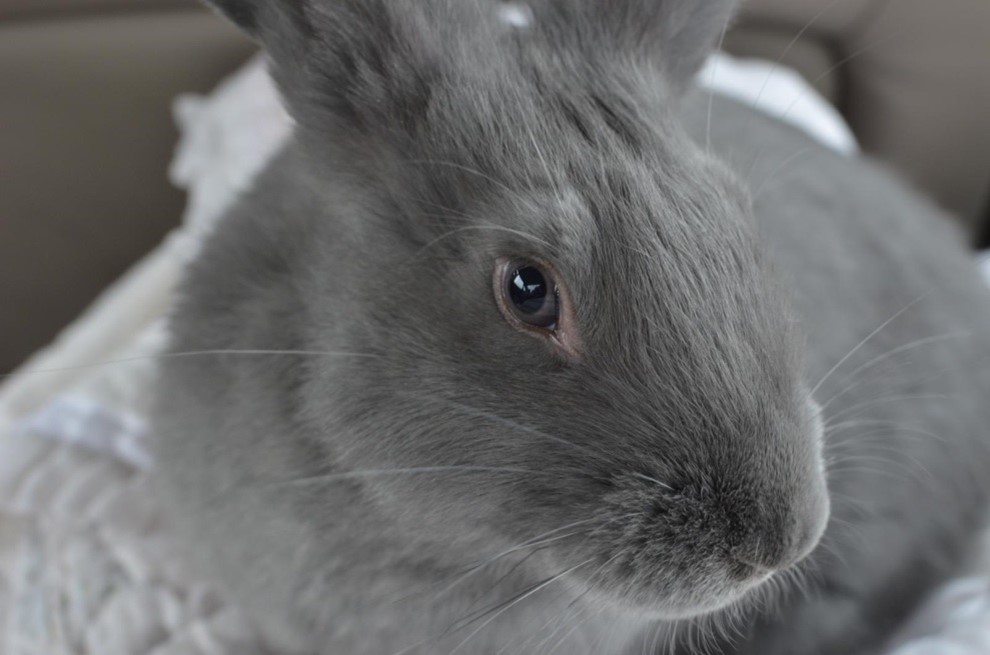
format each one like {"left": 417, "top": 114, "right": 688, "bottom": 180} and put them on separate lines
{"left": 532, "top": 0, "right": 737, "bottom": 92}
{"left": 201, "top": 0, "right": 261, "bottom": 36}
{"left": 199, "top": 0, "right": 484, "bottom": 138}
{"left": 201, "top": 1, "right": 308, "bottom": 44}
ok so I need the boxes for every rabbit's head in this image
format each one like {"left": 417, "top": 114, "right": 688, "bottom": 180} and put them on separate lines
{"left": 203, "top": 0, "right": 829, "bottom": 617}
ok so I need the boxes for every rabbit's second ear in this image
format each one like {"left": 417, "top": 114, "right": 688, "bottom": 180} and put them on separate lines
{"left": 197, "top": 0, "right": 434, "bottom": 135}
{"left": 533, "top": 0, "right": 737, "bottom": 93}
{"left": 201, "top": 0, "right": 310, "bottom": 54}
{"left": 202, "top": 0, "right": 260, "bottom": 35}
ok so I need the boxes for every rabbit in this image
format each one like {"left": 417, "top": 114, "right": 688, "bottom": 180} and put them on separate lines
{"left": 151, "top": 0, "right": 990, "bottom": 653}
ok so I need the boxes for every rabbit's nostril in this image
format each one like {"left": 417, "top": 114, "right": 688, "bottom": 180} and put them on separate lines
{"left": 730, "top": 498, "right": 828, "bottom": 574}
{"left": 730, "top": 536, "right": 787, "bottom": 573}
{"left": 729, "top": 557, "right": 773, "bottom": 581}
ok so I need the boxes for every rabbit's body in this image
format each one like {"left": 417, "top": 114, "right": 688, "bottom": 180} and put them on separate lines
{"left": 152, "top": 1, "right": 990, "bottom": 654}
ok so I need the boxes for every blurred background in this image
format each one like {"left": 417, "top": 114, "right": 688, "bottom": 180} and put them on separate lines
{"left": 2, "top": 0, "right": 989, "bottom": 374}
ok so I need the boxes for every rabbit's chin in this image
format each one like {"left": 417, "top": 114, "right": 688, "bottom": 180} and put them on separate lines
{"left": 576, "top": 561, "right": 774, "bottom": 620}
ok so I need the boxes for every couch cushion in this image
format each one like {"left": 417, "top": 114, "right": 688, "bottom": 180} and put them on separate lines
{"left": 0, "top": 6, "right": 254, "bottom": 373}
{"left": 733, "top": 0, "right": 990, "bottom": 228}
{"left": 0, "top": 0, "right": 195, "bottom": 21}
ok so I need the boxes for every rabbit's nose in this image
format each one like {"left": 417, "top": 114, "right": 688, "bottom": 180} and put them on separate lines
{"left": 730, "top": 484, "right": 829, "bottom": 572}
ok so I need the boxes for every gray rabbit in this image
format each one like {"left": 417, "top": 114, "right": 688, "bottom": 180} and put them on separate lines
{"left": 151, "top": 1, "right": 990, "bottom": 653}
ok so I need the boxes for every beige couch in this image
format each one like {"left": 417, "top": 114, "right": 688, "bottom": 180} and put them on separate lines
{"left": 2, "top": 0, "right": 989, "bottom": 373}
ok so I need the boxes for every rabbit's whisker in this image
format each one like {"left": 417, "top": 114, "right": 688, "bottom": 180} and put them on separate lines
{"left": 391, "top": 559, "right": 593, "bottom": 655}
{"left": 748, "top": 0, "right": 845, "bottom": 115}
{"left": 705, "top": 9, "right": 731, "bottom": 154}
{"left": 809, "top": 292, "right": 930, "bottom": 398}
{"left": 397, "top": 520, "right": 597, "bottom": 607}
{"left": 412, "top": 223, "right": 554, "bottom": 257}
{"left": 446, "top": 558, "right": 596, "bottom": 655}
{"left": 817, "top": 331, "right": 971, "bottom": 412}
{"left": 824, "top": 394, "right": 951, "bottom": 429}
{"left": 751, "top": 146, "right": 817, "bottom": 202}
{"left": 404, "top": 158, "right": 541, "bottom": 214}
{"left": 522, "top": 119, "right": 566, "bottom": 208}
{"left": 777, "top": 29, "right": 904, "bottom": 126}
{"left": 274, "top": 465, "right": 551, "bottom": 488}
{"left": 2, "top": 348, "right": 378, "bottom": 380}
{"left": 825, "top": 420, "right": 947, "bottom": 448}
{"left": 413, "top": 395, "right": 611, "bottom": 462}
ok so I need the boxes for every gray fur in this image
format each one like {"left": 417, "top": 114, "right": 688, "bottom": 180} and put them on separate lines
{"left": 152, "top": 1, "right": 990, "bottom": 653}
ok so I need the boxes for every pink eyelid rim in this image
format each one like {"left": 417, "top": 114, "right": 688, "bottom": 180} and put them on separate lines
{"left": 492, "top": 257, "right": 584, "bottom": 361}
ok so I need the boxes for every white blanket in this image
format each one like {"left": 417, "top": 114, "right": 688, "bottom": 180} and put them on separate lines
{"left": 1, "top": 54, "right": 988, "bottom": 655}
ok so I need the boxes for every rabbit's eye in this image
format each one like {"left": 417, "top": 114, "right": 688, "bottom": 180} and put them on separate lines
{"left": 504, "top": 263, "right": 558, "bottom": 329}
{"left": 494, "top": 257, "right": 582, "bottom": 359}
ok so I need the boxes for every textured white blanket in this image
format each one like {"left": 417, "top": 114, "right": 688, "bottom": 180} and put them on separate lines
{"left": 2, "top": 54, "right": 988, "bottom": 655}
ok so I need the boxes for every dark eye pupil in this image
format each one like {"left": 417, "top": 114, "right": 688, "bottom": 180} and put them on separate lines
{"left": 504, "top": 264, "right": 559, "bottom": 330}
{"left": 509, "top": 266, "right": 549, "bottom": 315}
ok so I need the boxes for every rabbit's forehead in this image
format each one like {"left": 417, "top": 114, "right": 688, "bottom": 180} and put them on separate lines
{"left": 486, "top": 174, "right": 708, "bottom": 286}
{"left": 534, "top": 173, "right": 765, "bottom": 330}
{"left": 527, "top": 168, "right": 709, "bottom": 268}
